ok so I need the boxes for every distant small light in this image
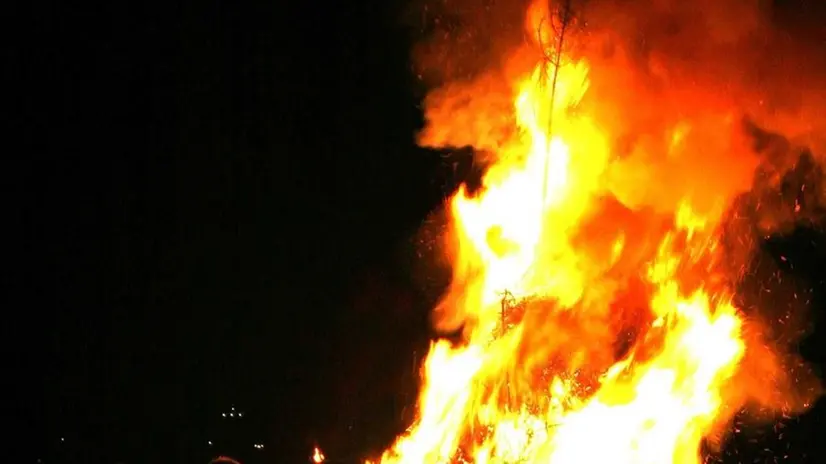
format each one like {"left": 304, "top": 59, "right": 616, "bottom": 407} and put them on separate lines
{"left": 208, "top": 441, "right": 213, "bottom": 446}
{"left": 230, "top": 413, "right": 235, "bottom": 417}
{"left": 222, "top": 413, "right": 227, "bottom": 417}
{"left": 60, "top": 437, "right": 65, "bottom": 442}
{"left": 238, "top": 412, "right": 243, "bottom": 418}
{"left": 312, "top": 446, "right": 326, "bottom": 463}
{"left": 231, "top": 406, "right": 235, "bottom": 411}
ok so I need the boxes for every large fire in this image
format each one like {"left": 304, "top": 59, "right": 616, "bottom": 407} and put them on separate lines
{"left": 363, "top": 1, "right": 820, "bottom": 463}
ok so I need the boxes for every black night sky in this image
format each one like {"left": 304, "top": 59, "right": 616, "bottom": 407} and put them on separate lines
{"left": 8, "top": 0, "right": 826, "bottom": 463}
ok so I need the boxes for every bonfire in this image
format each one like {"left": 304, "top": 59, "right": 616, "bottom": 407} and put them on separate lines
{"left": 352, "top": 0, "right": 823, "bottom": 462}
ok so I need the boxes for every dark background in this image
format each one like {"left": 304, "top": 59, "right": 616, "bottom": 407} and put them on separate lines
{"left": 11, "top": 0, "right": 442, "bottom": 462}
{"left": 7, "top": 0, "right": 826, "bottom": 463}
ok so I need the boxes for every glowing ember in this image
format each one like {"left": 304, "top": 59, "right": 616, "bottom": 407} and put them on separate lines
{"left": 362, "top": 0, "right": 820, "bottom": 463}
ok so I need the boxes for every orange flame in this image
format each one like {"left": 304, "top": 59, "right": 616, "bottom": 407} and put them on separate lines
{"left": 313, "top": 446, "right": 325, "bottom": 463}
{"left": 367, "top": 1, "right": 818, "bottom": 463}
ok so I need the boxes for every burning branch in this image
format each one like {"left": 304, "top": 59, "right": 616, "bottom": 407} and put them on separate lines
{"left": 499, "top": 290, "right": 517, "bottom": 410}
{"left": 538, "top": 0, "right": 577, "bottom": 211}
{"left": 499, "top": 290, "right": 518, "bottom": 338}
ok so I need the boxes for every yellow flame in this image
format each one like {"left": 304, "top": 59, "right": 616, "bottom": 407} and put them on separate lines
{"left": 312, "top": 446, "right": 326, "bottom": 463}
